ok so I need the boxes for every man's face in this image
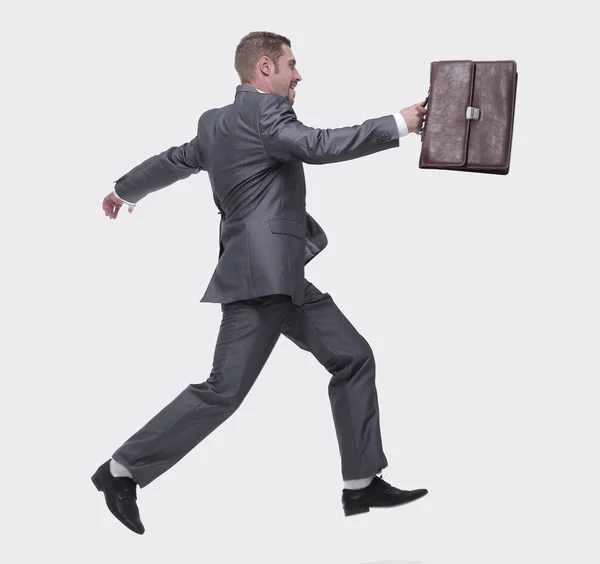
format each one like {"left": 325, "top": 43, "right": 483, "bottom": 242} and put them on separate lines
{"left": 270, "top": 44, "right": 302, "bottom": 105}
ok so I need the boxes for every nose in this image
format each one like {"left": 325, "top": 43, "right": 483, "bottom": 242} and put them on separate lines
{"left": 295, "top": 70, "right": 302, "bottom": 82}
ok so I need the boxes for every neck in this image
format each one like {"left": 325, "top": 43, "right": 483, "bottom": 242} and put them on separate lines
{"left": 243, "top": 81, "right": 271, "bottom": 93}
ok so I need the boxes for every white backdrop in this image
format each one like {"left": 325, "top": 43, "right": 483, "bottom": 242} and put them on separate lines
{"left": 2, "top": 1, "right": 598, "bottom": 563}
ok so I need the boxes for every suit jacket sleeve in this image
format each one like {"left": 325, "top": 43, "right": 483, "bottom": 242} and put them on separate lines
{"left": 112, "top": 133, "right": 204, "bottom": 204}
{"left": 257, "top": 94, "right": 400, "bottom": 165}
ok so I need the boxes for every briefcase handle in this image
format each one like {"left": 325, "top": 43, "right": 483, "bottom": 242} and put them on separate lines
{"left": 415, "top": 88, "right": 430, "bottom": 138}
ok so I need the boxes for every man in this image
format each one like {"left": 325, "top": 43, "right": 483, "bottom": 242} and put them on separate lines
{"left": 93, "top": 31, "right": 428, "bottom": 534}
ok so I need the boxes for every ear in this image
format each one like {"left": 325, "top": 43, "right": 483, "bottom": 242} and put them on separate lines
{"left": 258, "top": 55, "right": 273, "bottom": 76}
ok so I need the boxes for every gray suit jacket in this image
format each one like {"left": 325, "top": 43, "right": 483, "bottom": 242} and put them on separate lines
{"left": 113, "top": 85, "right": 400, "bottom": 305}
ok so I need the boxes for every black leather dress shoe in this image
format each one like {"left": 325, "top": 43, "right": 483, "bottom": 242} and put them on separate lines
{"left": 342, "top": 475, "right": 428, "bottom": 516}
{"left": 91, "top": 459, "right": 145, "bottom": 534}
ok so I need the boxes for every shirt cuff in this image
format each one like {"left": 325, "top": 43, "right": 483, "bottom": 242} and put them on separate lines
{"left": 113, "top": 188, "right": 136, "bottom": 206}
{"left": 393, "top": 112, "right": 409, "bottom": 138}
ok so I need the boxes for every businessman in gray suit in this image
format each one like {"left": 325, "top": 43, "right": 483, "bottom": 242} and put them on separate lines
{"left": 93, "top": 31, "right": 428, "bottom": 534}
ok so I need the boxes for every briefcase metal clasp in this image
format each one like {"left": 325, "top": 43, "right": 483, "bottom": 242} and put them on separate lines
{"left": 466, "top": 106, "right": 481, "bottom": 121}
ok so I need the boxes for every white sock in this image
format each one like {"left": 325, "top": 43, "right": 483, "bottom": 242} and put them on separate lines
{"left": 343, "top": 475, "right": 374, "bottom": 490}
{"left": 110, "top": 458, "right": 133, "bottom": 479}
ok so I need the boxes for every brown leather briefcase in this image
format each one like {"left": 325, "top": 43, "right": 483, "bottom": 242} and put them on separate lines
{"left": 418, "top": 60, "right": 518, "bottom": 174}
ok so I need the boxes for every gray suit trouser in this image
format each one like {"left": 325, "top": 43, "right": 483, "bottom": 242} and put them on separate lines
{"left": 112, "top": 280, "right": 388, "bottom": 487}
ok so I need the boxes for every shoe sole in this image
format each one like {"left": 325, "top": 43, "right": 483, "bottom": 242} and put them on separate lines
{"left": 344, "top": 504, "right": 370, "bottom": 516}
{"left": 343, "top": 491, "right": 428, "bottom": 517}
